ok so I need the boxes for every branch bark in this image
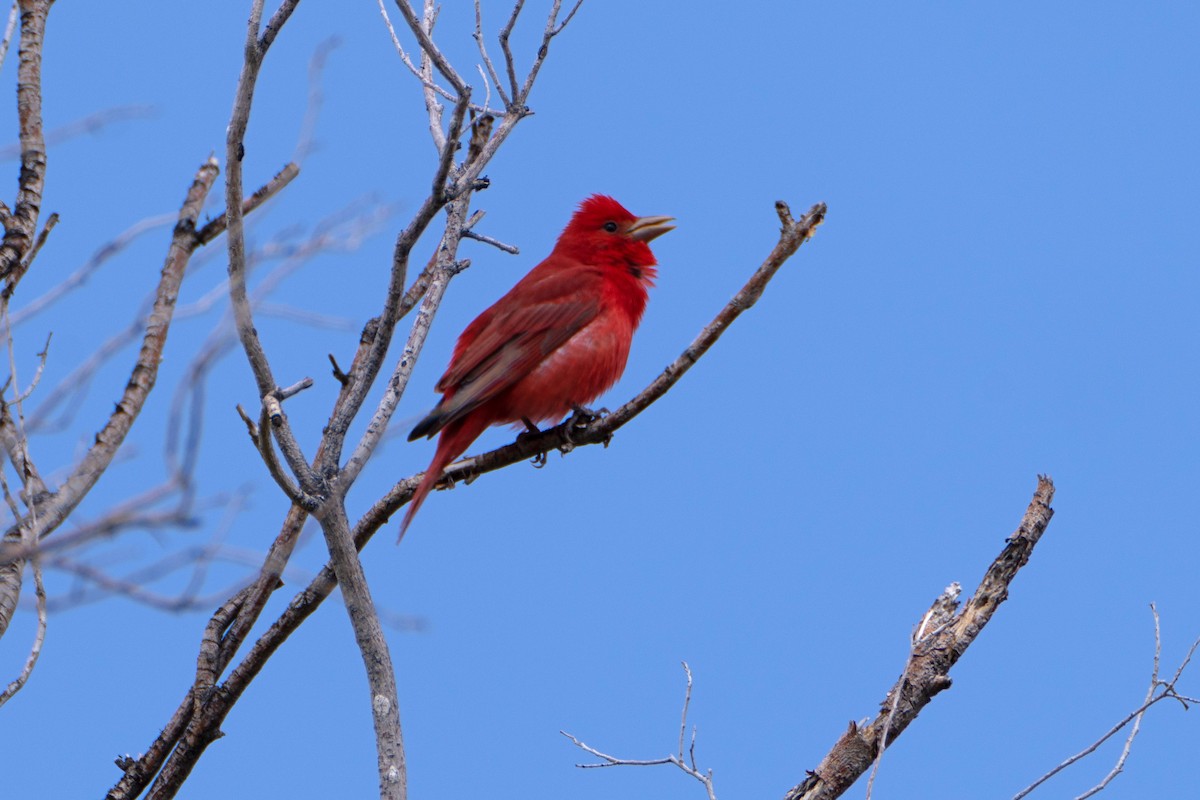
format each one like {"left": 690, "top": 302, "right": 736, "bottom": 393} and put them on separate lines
{"left": 783, "top": 475, "right": 1057, "bottom": 800}
{"left": 0, "top": 157, "right": 221, "bottom": 640}
{"left": 0, "top": 0, "right": 51, "bottom": 292}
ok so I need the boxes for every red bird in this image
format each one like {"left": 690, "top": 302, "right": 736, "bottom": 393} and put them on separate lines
{"left": 400, "top": 195, "right": 674, "bottom": 538}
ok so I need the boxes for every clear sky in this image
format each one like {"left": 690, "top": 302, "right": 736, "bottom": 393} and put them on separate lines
{"left": 2, "top": 2, "right": 1198, "bottom": 799}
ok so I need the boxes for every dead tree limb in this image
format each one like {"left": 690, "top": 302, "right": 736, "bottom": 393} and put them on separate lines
{"left": 783, "top": 475, "right": 1056, "bottom": 800}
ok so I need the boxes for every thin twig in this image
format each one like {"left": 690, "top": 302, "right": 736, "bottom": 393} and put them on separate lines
{"left": 677, "top": 660, "right": 693, "bottom": 760}
{"left": 497, "top": 0, "right": 525, "bottom": 102}
{"left": 561, "top": 661, "right": 718, "bottom": 799}
{"left": 461, "top": 226, "right": 519, "bottom": 254}
{"left": 340, "top": 201, "right": 472, "bottom": 486}
{"left": 517, "top": 0, "right": 584, "bottom": 102}
{"left": 0, "top": 1, "right": 18, "bottom": 76}
{"left": 389, "top": 0, "right": 468, "bottom": 93}
{"left": 418, "top": 1, "right": 447, "bottom": 154}
{"left": 223, "top": 0, "right": 318, "bottom": 501}
{"left": 378, "top": 0, "right": 488, "bottom": 112}
{"left": 11, "top": 211, "right": 177, "bottom": 326}
{"left": 0, "top": 104, "right": 155, "bottom": 162}
{"left": 0, "top": 285, "right": 47, "bottom": 707}
{"left": 1073, "top": 606, "right": 1162, "bottom": 800}
{"left": 473, "top": 0, "right": 512, "bottom": 109}
{"left": 0, "top": 537, "right": 43, "bottom": 707}
{"left": 195, "top": 161, "right": 300, "bottom": 245}
{"left": 1013, "top": 605, "right": 1200, "bottom": 800}
{"left": 292, "top": 36, "right": 340, "bottom": 164}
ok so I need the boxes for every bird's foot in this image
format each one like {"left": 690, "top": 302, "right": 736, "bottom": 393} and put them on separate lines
{"left": 517, "top": 418, "right": 548, "bottom": 468}
{"left": 569, "top": 404, "right": 608, "bottom": 424}
{"left": 558, "top": 405, "right": 610, "bottom": 452}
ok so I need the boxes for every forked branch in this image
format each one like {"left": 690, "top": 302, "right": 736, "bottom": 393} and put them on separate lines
{"left": 1013, "top": 604, "right": 1200, "bottom": 799}
{"left": 561, "top": 661, "right": 718, "bottom": 800}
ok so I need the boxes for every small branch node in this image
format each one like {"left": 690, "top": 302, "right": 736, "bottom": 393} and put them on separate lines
{"left": 275, "top": 378, "right": 314, "bottom": 401}
{"left": 461, "top": 227, "right": 519, "bottom": 254}
{"left": 263, "top": 395, "right": 284, "bottom": 427}
{"left": 329, "top": 354, "right": 349, "bottom": 386}
{"left": 775, "top": 200, "right": 794, "bottom": 227}
{"left": 235, "top": 404, "right": 258, "bottom": 439}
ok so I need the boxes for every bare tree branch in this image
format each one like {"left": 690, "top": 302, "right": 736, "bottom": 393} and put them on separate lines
{"left": 0, "top": 2, "right": 19, "bottom": 76}
{"left": 1014, "top": 604, "right": 1200, "bottom": 800}
{"left": 0, "top": 532, "right": 42, "bottom": 707}
{"left": 0, "top": 336, "right": 45, "bottom": 706}
{"left": 0, "top": 0, "right": 52, "bottom": 291}
{"left": 112, "top": 191, "right": 823, "bottom": 800}
{"left": 10, "top": 211, "right": 177, "bottom": 326}
{"left": 195, "top": 161, "right": 299, "bottom": 245}
{"left": 0, "top": 156, "right": 222, "bottom": 640}
{"left": 389, "top": 0, "right": 468, "bottom": 94}
{"left": 340, "top": 201, "right": 470, "bottom": 487}
{"left": 106, "top": 306, "right": 390, "bottom": 800}
{"left": 292, "top": 36, "right": 339, "bottom": 163}
{"left": 473, "top": 0, "right": 511, "bottom": 109}
{"left": 782, "top": 476, "right": 1057, "bottom": 800}
{"left": 562, "top": 661, "right": 718, "bottom": 800}
{"left": 223, "top": 0, "right": 318, "bottom": 503}
{"left": 864, "top": 585, "right": 961, "bottom": 800}
{"left": 0, "top": 104, "right": 155, "bottom": 161}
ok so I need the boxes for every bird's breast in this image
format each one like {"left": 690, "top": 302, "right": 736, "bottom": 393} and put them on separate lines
{"left": 496, "top": 314, "right": 634, "bottom": 424}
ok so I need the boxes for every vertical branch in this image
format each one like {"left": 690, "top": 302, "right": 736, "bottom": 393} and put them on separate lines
{"left": 472, "top": 0, "right": 511, "bottom": 110}
{"left": 497, "top": 0, "right": 525, "bottom": 102}
{"left": 0, "top": 282, "right": 47, "bottom": 701}
{"left": 0, "top": 0, "right": 51, "bottom": 292}
{"left": 223, "top": 0, "right": 317, "bottom": 495}
{"left": 516, "top": 0, "right": 583, "bottom": 103}
{"left": 324, "top": 0, "right": 581, "bottom": 479}
{"left": 0, "top": 2, "right": 19, "bottom": 77}
{"left": 340, "top": 201, "right": 469, "bottom": 485}
{"left": 417, "top": 1, "right": 446, "bottom": 153}
{"left": 315, "top": 503, "right": 406, "bottom": 798}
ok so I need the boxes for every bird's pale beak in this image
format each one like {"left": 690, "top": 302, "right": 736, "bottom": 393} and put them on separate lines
{"left": 627, "top": 215, "right": 676, "bottom": 243}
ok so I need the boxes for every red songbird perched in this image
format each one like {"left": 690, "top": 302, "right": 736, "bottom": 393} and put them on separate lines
{"left": 400, "top": 195, "right": 674, "bottom": 539}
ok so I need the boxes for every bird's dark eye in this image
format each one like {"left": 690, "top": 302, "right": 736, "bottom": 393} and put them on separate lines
{"left": 603, "top": 221, "right": 618, "bottom": 233}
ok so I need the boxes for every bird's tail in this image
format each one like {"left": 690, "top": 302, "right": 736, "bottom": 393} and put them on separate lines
{"left": 398, "top": 413, "right": 490, "bottom": 542}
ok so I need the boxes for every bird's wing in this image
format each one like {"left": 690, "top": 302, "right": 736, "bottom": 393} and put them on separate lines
{"left": 421, "top": 267, "right": 603, "bottom": 435}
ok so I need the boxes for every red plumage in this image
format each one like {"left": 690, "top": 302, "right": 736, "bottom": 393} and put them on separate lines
{"left": 400, "top": 195, "right": 674, "bottom": 539}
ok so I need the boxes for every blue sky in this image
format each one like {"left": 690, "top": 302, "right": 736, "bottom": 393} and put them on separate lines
{"left": 2, "top": 2, "right": 1198, "bottom": 798}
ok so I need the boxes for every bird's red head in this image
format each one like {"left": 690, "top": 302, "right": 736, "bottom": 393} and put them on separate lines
{"left": 553, "top": 194, "right": 675, "bottom": 277}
